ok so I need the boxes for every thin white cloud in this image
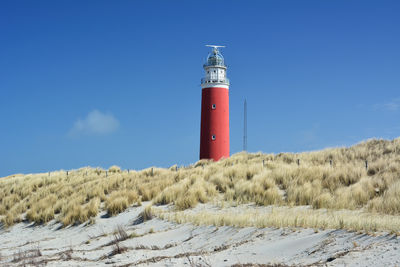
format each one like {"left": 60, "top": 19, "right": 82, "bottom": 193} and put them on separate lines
{"left": 374, "top": 98, "right": 400, "bottom": 112}
{"left": 68, "top": 110, "right": 119, "bottom": 137}
{"left": 383, "top": 102, "right": 400, "bottom": 111}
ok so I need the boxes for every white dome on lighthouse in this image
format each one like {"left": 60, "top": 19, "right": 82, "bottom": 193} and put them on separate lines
{"left": 205, "top": 48, "right": 225, "bottom": 67}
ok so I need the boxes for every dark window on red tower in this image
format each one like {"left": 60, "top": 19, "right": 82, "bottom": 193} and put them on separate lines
{"left": 212, "top": 135, "right": 216, "bottom": 140}
{"left": 212, "top": 104, "right": 216, "bottom": 109}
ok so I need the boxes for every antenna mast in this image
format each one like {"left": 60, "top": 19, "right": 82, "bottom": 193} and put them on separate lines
{"left": 243, "top": 99, "right": 247, "bottom": 151}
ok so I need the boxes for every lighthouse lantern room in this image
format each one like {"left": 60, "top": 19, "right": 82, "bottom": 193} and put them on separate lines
{"left": 200, "top": 45, "right": 230, "bottom": 161}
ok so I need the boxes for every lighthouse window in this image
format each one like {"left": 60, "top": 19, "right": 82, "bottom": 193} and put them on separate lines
{"left": 212, "top": 104, "right": 216, "bottom": 109}
{"left": 214, "top": 70, "right": 216, "bottom": 73}
{"left": 212, "top": 135, "right": 216, "bottom": 140}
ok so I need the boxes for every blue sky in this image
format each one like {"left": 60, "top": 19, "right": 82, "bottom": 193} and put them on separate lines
{"left": 1, "top": 0, "right": 399, "bottom": 176}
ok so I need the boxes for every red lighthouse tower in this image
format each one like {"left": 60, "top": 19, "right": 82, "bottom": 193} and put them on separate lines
{"left": 200, "top": 45, "right": 230, "bottom": 161}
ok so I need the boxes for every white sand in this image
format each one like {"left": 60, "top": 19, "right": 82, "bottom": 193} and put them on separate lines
{"left": 1, "top": 203, "right": 399, "bottom": 266}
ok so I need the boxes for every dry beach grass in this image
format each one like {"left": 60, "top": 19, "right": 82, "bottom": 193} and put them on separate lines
{"left": 1, "top": 138, "right": 400, "bottom": 232}
{"left": 154, "top": 204, "right": 400, "bottom": 233}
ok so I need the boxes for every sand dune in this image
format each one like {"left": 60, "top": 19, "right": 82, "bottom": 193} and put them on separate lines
{"left": 1, "top": 203, "right": 399, "bottom": 266}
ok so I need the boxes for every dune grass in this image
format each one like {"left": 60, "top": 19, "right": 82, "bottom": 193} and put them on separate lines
{"left": 153, "top": 205, "right": 400, "bottom": 233}
{"left": 1, "top": 138, "right": 400, "bottom": 230}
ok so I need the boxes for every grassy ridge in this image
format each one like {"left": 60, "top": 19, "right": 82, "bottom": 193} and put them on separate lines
{"left": 1, "top": 138, "right": 400, "bottom": 229}
{"left": 155, "top": 206, "right": 400, "bottom": 233}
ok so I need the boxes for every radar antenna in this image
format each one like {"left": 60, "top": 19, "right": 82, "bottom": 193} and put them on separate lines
{"left": 205, "top": 45, "right": 226, "bottom": 49}
{"left": 206, "top": 45, "right": 225, "bottom": 53}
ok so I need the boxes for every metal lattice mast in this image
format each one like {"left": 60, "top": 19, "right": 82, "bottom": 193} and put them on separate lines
{"left": 243, "top": 99, "right": 247, "bottom": 151}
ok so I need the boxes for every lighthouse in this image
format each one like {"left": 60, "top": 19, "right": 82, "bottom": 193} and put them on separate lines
{"left": 200, "top": 45, "right": 230, "bottom": 161}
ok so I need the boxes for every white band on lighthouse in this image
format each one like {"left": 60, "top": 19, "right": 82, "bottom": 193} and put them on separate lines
{"left": 201, "top": 83, "right": 229, "bottom": 89}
